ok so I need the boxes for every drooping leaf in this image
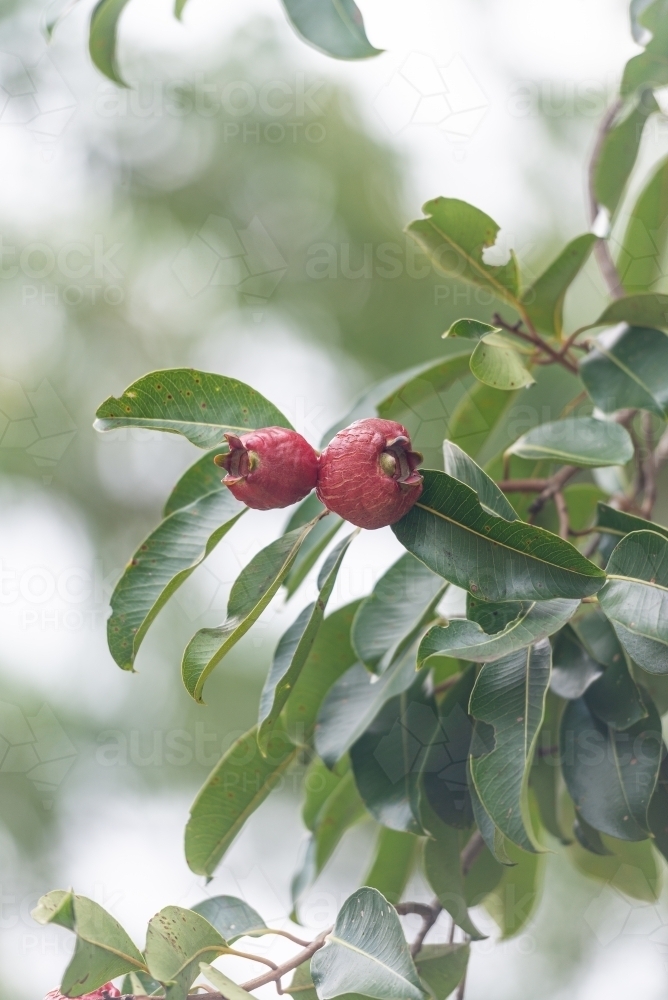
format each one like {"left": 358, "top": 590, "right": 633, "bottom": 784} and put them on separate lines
{"left": 422, "top": 808, "right": 486, "bottom": 939}
{"left": 145, "top": 906, "right": 227, "bottom": 1000}
{"left": 567, "top": 834, "right": 661, "bottom": 902}
{"left": 584, "top": 647, "right": 647, "bottom": 731}
{"left": 352, "top": 554, "right": 446, "bottom": 674}
{"left": 530, "top": 690, "right": 571, "bottom": 844}
{"left": 284, "top": 601, "right": 361, "bottom": 746}
{"left": 420, "top": 666, "right": 476, "bottom": 830}
{"left": 185, "top": 724, "right": 298, "bottom": 877}
{"left": 550, "top": 624, "right": 603, "bottom": 699}
{"left": 190, "top": 897, "right": 266, "bottom": 943}
{"left": 572, "top": 812, "right": 612, "bottom": 855}
{"left": 618, "top": 155, "right": 668, "bottom": 294}
{"left": 310, "top": 887, "right": 425, "bottom": 1000}
{"left": 95, "top": 369, "right": 291, "bottom": 449}
{"left": 418, "top": 599, "right": 579, "bottom": 666}
{"left": 89, "top": 0, "right": 132, "bottom": 85}
{"left": 200, "top": 964, "right": 255, "bottom": 1000}
{"left": 622, "top": 0, "right": 668, "bottom": 95}
{"left": 406, "top": 198, "right": 520, "bottom": 305}
{"left": 560, "top": 693, "right": 661, "bottom": 840}
{"left": 466, "top": 594, "right": 528, "bottom": 635}
{"left": 182, "top": 519, "right": 320, "bottom": 702}
{"left": 31, "top": 891, "right": 146, "bottom": 996}
{"left": 598, "top": 530, "right": 668, "bottom": 673}
{"left": 413, "top": 944, "right": 469, "bottom": 1000}
{"left": 393, "top": 470, "right": 605, "bottom": 602}
{"left": 108, "top": 490, "right": 246, "bottom": 671}
{"left": 164, "top": 450, "right": 225, "bottom": 516}
{"left": 595, "top": 501, "right": 668, "bottom": 546}
{"left": 587, "top": 293, "right": 668, "bottom": 330}
{"left": 258, "top": 533, "right": 356, "bottom": 751}
{"left": 522, "top": 234, "right": 597, "bottom": 337}
{"left": 506, "top": 417, "right": 633, "bottom": 468}
{"left": 281, "top": 0, "right": 382, "bottom": 59}
{"left": 364, "top": 828, "right": 417, "bottom": 905}
{"left": 469, "top": 641, "right": 551, "bottom": 851}
{"left": 579, "top": 325, "right": 668, "bottom": 417}
{"left": 484, "top": 839, "right": 544, "bottom": 939}
{"left": 467, "top": 760, "right": 513, "bottom": 865}
{"left": 593, "top": 92, "right": 659, "bottom": 215}
{"left": 469, "top": 336, "right": 535, "bottom": 391}
{"left": 443, "top": 318, "right": 498, "bottom": 340}
{"left": 447, "top": 381, "right": 517, "bottom": 460}
{"left": 282, "top": 494, "right": 344, "bottom": 598}
{"left": 442, "top": 440, "right": 518, "bottom": 520}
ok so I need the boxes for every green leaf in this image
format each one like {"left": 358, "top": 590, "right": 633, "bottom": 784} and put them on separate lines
{"left": 648, "top": 750, "right": 668, "bottom": 863}
{"left": 469, "top": 336, "right": 535, "bottom": 391}
{"left": 595, "top": 501, "right": 668, "bottom": 546}
{"left": 302, "top": 756, "right": 343, "bottom": 831}
{"left": 352, "top": 554, "right": 446, "bottom": 674}
{"left": 108, "top": 490, "right": 245, "bottom": 671}
{"left": 350, "top": 674, "right": 437, "bottom": 833}
{"left": 484, "top": 839, "right": 544, "bottom": 938}
{"left": 467, "top": 760, "right": 513, "bottom": 865}
{"left": 593, "top": 92, "right": 659, "bottom": 215}
{"left": 618, "top": 155, "right": 668, "bottom": 294}
{"left": 363, "top": 828, "right": 418, "bottom": 905}
{"left": 31, "top": 891, "right": 146, "bottom": 996}
{"left": 443, "top": 318, "right": 499, "bottom": 340}
{"left": 121, "top": 971, "right": 161, "bottom": 996}
{"left": 551, "top": 624, "right": 603, "bottom": 699}
{"left": 522, "top": 234, "right": 597, "bottom": 337}
{"left": 145, "top": 906, "right": 227, "bottom": 1000}
{"left": 283, "top": 495, "right": 344, "bottom": 598}
{"left": 95, "top": 369, "right": 291, "bottom": 449}
{"left": 190, "top": 897, "right": 265, "bottom": 943}
{"left": 182, "top": 519, "right": 320, "bottom": 702}
{"left": 286, "top": 962, "right": 371, "bottom": 1000}
{"left": 587, "top": 293, "right": 668, "bottom": 330}
{"left": 469, "top": 641, "right": 551, "bottom": 852}
{"left": 507, "top": 417, "right": 633, "bottom": 468}
{"left": 420, "top": 667, "right": 476, "bottom": 830}
{"left": 447, "top": 381, "right": 517, "bottom": 461}
{"left": 466, "top": 594, "right": 529, "bottom": 635}
{"left": 393, "top": 470, "right": 605, "bottom": 602}
{"left": 567, "top": 836, "right": 661, "bottom": 901}
{"left": 418, "top": 599, "right": 579, "bottom": 666}
{"left": 258, "top": 533, "right": 356, "bottom": 752}
{"left": 89, "top": 0, "right": 131, "bottom": 85}
{"left": 164, "top": 450, "right": 225, "bottom": 516}
{"left": 622, "top": 0, "right": 668, "bottom": 95}
{"left": 598, "top": 530, "right": 668, "bottom": 673}
{"left": 311, "top": 887, "right": 425, "bottom": 1000}
{"left": 284, "top": 601, "right": 362, "bottom": 746}
{"left": 185, "top": 724, "right": 298, "bottom": 876}
{"left": 200, "top": 964, "right": 255, "bottom": 1000}
{"left": 572, "top": 812, "right": 612, "bottom": 855}
{"left": 560, "top": 693, "right": 661, "bottom": 840}
{"left": 579, "top": 325, "right": 668, "bottom": 417}
{"left": 406, "top": 198, "right": 520, "bottom": 305}
{"left": 422, "top": 809, "right": 486, "bottom": 939}
{"left": 530, "top": 690, "right": 571, "bottom": 843}
{"left": 281, "top": 0, "right": 382, "bottom": 59}
{"left": 414, "top": 945, "right": 469, "bottom": 1000}
{"left": 443, "top": 440, "right": 518, "bottom": 521}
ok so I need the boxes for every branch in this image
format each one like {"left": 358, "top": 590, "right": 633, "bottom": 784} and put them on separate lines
{"left": 554, "top": 491, "right": 570, "bottom": 539}
{"left": 492, "top": 313, "right": 579, "bottom": 375}
{"left": 240, "top": 928, "right": 331, "bottom": 992}
{"left": 587, "top": 98, "right": 625, "bottom": 300}
{"left": 527, "top": 465, "right": 579, "bottom": 519}
{"left": 641, "top": 411, "right": 657, "bottom": 517}
{"left": 496, "top": 478, "right": 547, "bottom": 493}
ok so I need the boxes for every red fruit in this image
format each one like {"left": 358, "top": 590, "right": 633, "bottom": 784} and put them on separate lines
{"left": 44, "top": 984, "right": 121, "bottom": 1000}
{"left": 214, "top": 426, "right": 318, "bottom": 510}
{"left": 317, "top": 418, "right": 423, "bottom": 529}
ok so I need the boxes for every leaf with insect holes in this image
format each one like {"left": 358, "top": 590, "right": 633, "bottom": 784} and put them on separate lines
{"left": 622, "top": 0, "right": 668, "bottom": 94}
{"left": 144, "top": 906, "right": 227, "bottom": 1000}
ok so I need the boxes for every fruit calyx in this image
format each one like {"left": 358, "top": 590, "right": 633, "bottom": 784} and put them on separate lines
{"left": 214, "top": 426, "right": 319, "bottom": 510}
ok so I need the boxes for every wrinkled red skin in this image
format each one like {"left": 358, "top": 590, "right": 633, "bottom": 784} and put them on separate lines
{"left": 44, "top": 984, "right": 121, "bottom": 1000}
{"left": 214, "top": 427, "right": 319, "bottom": 510}
{"left": 317, "top": 418, "right": 423, "bottom": 529}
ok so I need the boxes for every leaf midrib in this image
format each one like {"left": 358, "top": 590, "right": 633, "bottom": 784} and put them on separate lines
{"left": 326, "top": 934, "right": 422, "bottom": 994}
{"left": 417, "top": 216, "right": 518, "bottom": 304}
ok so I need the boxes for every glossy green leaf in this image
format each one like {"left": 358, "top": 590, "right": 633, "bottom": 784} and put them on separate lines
{"left": 286, "top": 962, "right": 374, "bottom": 1000}
{"left": 182, "top": 519, "right": 319, "bottom": 702}
{"left": 593, "top": 92, "right": 659, "bottom": 215}
{"left": 414, "top": 944, "right": 469, "bottom": 1000}
{"left": 108, "top": 490, "right": 245, "bottom": 671}
{"left": 364, "top": 828, "right": 417, "bottom": 905}
{"left": 530, "top": 690, "right": 571, "bottom": 844}
{"left": 560, "top": 693, "right": 661, "bottom": 840}
{"left": 567, "top": 835, "right": 661, "bottom": 902}
{"left": 190, "top": 897, "right": 265, "bottom": 943}
{"left": 447, "top": 381, "right": 517, "bottom": 460}
{"left": 95, "top": 369, "right": 291, "bottom": 449}
{"left": 418, "top": 599, "right": 578, "bottom": 666}
{"left": 164, "top": 450, "right": 224, "bottom": 516}
{"left": 443, "top": 318, "right": 498, "bottom": 340}
{"left": 579, "top": 325, "right": 668, "bottom": 417}
{"left": 422, "top": 809, "right": 486, "bottom": 939}
{"left": 622, "top": 0, "right": 668, "bottom": 95}
{"left": 283, "top": 494, "right": 344, "bottom": 598}
{"left": 350, "top": 674, "right": 437, "bottom": 833}
{"left": 352, "top": 554, "right": 446, "bottom": 674}
{"left": 466, "top": 594, "right": 528, "bottom": 635}
{"left": 470, "top": 640, "right": 551, "bottom": 851}
{"left": 618, "top": 155, "right": 668, "bottom": 294}
{"left": 421, "top": 667, "right": 476, "bottom": 830}
{"left": 443, "top": 440, "right": 518, "bottom": 521}
{"left": 507, "top": 417, "right": 633, "bottom": 468}
{"left": 406, "top": 198, "right": 520, "bottom": 305}
{"left": 469, "top": 336, "right": 535, "bottom": 391}
{"left": 484, "top": 839, "right": 544, "bottom": 938}
{"left": 588, "top": 293, "right": 668, "bottom": 330}
{"left": 595, "top": 501, "right": 668, "bottom": 546}
{"left": 467, "top": 759, "right": 513, "bottom": 865}
{"left": 551, "top": 624, "right": 603, "bottom": 699}
{"left": 311, "top": 887, "right": 425, "bottom": 1000}
{"left": 89, "top": 0, "right": 131, "bottom": 85}
{"left": 31, "top": 891, "right": 146, "bottom": 996}
{"left": 302, "top": 755, "right": 342, "bottom": 831}
{"left": 572, "top": 812, "right": 611, "bottom": 855}
{"left": 281, "top": 0, "right": 382, "bottom": 59}
{"left": 258, "top": 533, "right": 355, "bottom": 752}
{"left": 185, "top": 724, "right": 298, "bottom": 877}
{"left": 200, "top": 963, "right": 254, "bottom": 1000}
{"left": 463, "top": 840, "right": 505, "bottom": 905}
{"left": 522, "top": 234, "right": 597, "bottom": 337}
{"left": 284, "top": 601, "right": 361, "bottom": 746}
{"left": 393, "top": 470, "right": 605, "bottom": 602}
{"left": 598, "top": 530, "right": 668, "bottom": 673}
{"left": 145, "top": 906, "right": 227, "bottom": 1000}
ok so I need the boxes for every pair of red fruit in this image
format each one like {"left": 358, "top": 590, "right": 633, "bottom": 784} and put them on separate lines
{"left": 214, "top": 417, "right": 423, "bottom": 530}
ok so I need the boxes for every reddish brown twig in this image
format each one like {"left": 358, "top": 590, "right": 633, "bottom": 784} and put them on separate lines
{"left": 554, "top": 490, "right": 570, "bottom": 539}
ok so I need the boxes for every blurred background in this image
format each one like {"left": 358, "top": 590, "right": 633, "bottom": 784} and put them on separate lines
{"left": 1, "top": 0, "right": 668, "bottom": 997}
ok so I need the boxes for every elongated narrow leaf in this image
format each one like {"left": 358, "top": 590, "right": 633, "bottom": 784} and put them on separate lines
{"left": 466, "top": 594, "right": 528, "bottom": 635}
{"left": 258, "top": 533, "right": 355, "bottom": 751}
{"left": 350, "top": 674, "right": 437, "bottom": 833}
{"left": 530, "top": 690, "right": 570, "bottom": 844}
{"left": 443, "top": 440, "right": 518, "bottom": 520}
{"left": 413, "top": 944, "right": 469, "bottom": 1000}
{"left": 95, "top": 369, "right": 291, "bottom": 448}
{"left": 407, "top": 198, "right": 520, "bottom": 305}
{"left": 352, "top": 554, "right": 446, "bottom": 674}
{"left": 598, "top": 530, "right": 668, "bottom": 673}
{"left": 32, "top": 891, "right": 146, "bottom": 996}
{"left": 164, "top": 450, "right": 224, "bottom": 516}
{"left": 588, "top": 293, "right": 668, "bottom": 330}
{"left": 281, "top": 0, "right": 382, "bottom": 59}
{"left": 560, "top": 693, "right": 661, "bottom": 840}
{"left": 191, "top": 897, "right": 265, "bottom": 943}
{"left": 595, "top": 501, "right": 668, "bottom": 545}
{"left": 420, "top": 666, "right": 476, "bottom": 829}
{"left": 283, "top": 494, "right": 343, "bottom": 598}
{"left": 469, "top": 337, "right": 534, "bottom": 391}
{"left": 185, "top": 724, "right": 298, "bottom": 877}
{"left": 618, "top": 155, "right": 668, "bottom": 293}
{"left": 470, "top": 641, "right": 551, "bottom": 851}
{"left": 108, "top": 490, "right": 245, "bottom": 671}
{"left": 393, "top": 470, "right": 605, "bottom": 602}
{"left": 182, "top": 519, "right": 319, "bottom": 702}
{"left": 145, "top": 906, "right": 227, "bottom": 1000}
{"left": 507, "top": 417, "right": 633, "bottom": 468}
{"left": 89, "top": 0, "right": 131, "bottom": 85}
{"left": 418, "top": 599, "right": 578, "bottom": 666}
{"left": 522, "top": 234, "right": 596, "bottom": 337}
{"left": 311, "top": 888, "right": 425, "bottom": 1000}
{"left": 484, "top": 839, "right": 544, "bottom": 938}
{"left": 200, "top": 964, "right": 254, "bottom": 1000}
{"left": 593, "top": 92, "right": 659, "bottom": 215}
{"left": 364, "top": 828, "right": 417, "bottom": 905}
{"left": 622, "top": 0, "right": 668, "bottom": 95}
{"left": 421, "top": 803, "right": 485, "bottom": 939}
{"left": 580, "top": 324, "right": 668, "bottom": 416}
{"left": 467, "top": 760, "right": 512, "bottom": 865}
{"left": 551, "top": 625, "right": 603, "bottom": 699}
